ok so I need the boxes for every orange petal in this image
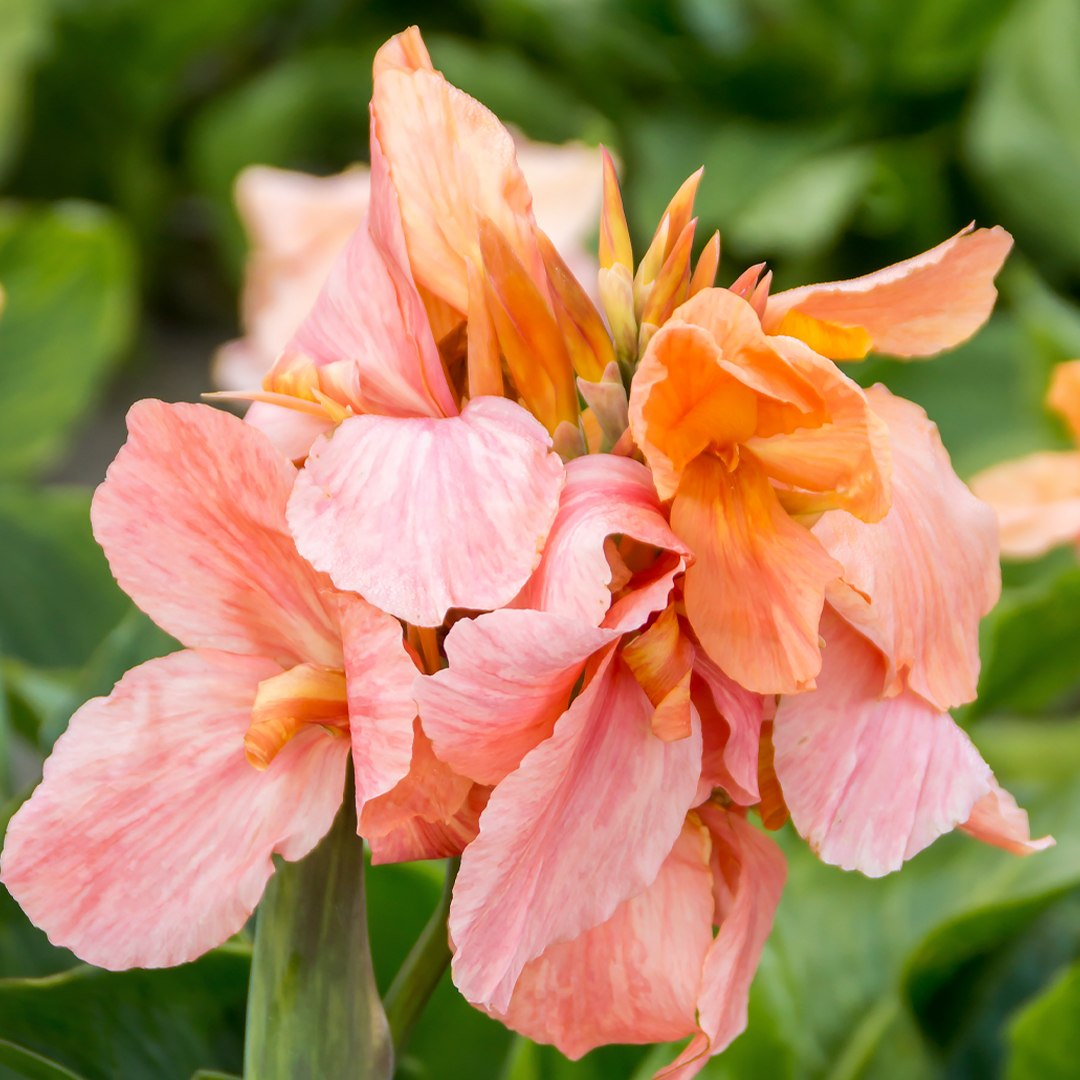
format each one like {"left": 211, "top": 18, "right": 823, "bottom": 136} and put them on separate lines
{"left": 599, "top": 146, "right": 633, "bottom": 272}
{"left": 537, "top": 228, "right": 615, "bottom": 382}
{"left": 640, "top": 217, "right": 696, "bottom": 330}
{"left": 970, "top": 450, "right": 1080, "bottom": 559}
{"left": 466, "top": 259, "right": 504, "bottom": 398}
{"left": 755, "top": 720, "right": 789, "bottom": 831}
{"left": 622, "top": 603, "right": 696, "bottom": 706}
{"left": 480, "top": 217, "right": 579, "bottom": 433}
{"left": 748, "top": 336, "right": 892, "bottom": 523}
{"left": 672, "top": 451, "right": 843, "bottom": 695}
{"left": 651, "top": 670, "right": 694, "bottom": 742}
{"left": 776, "top": 308, "right": 872, "bottom": 361}
{"left": 1046, "top": 359, "right": 1080, "bottom": 442}
{"left": 371, "top": 30, "right": 543, "bottom": 315}
{"left": 654, "top": 167, "right": 703, "bottom": 264}
{"left": 763, "top": 224, "right": 1013, "bottom": 358}
{"left": 689, "top": 231, "right": 721, "bottom": 298}
{"left": 245, "top": 662, "right": 349, "bottom": 770}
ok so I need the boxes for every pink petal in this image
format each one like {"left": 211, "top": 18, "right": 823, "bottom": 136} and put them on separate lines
{"left": 93, "top": 400, "right": 342, "bottom": 668}
{"left": 337, "top": 594, "right": 422, "bottom": 813}
{"left": 0, "top": 650, "right": 349, "bottom": 969}
{"left": 415, "top": 609, "right": 620, "bottom": 785}
{"left": 288, "top": 397, "right": 565, "bottom": 627}
{"left": 285, "top": 134, "right": 457, "bottom": 420}
{"left": 663, "top": 807, "right": 787, "bottom": 1079}
{"left": 448, "top": 646, "right": 702, "bottom": 1013}
{"left": 960, "top": 778, "right": 1055, "bottom": 856}
{"left": 494, "top": 818, "right": 714, "bottom": 1058}
{"left": 970, "top": 451, "right": 1080, "bottom": 559}
{"left": 213, "top": 164, "right": 371, "bottom": 391}
{"left": 369, "top": 784, "right": 491, "bottom": 865}
{"left": 359, "top": 717, "right": 472, "bottom": 838}
{"left": 602, "top": 551, "right": 688, "bottom": 634}
{"left": 244, "top": 400, "right": 335, "bottom": 463}
{"left": 692, "top": 649, "right": 764, "bottom": 805}
{"left": 763, "top": 225, "right": 1014, "bottom": 357}
{"left": 773, "top": 608, "right": 993, "bottom": 877}
{"left": 371, "top": 32, "right": 544, "bottom": 315}
{"left": 514, "top": 454, "right": 690, "bottom": 626}
{"left": 814, "top": 386, "right": 1000, "bottom": 709}
{"left": 672, "top": 449, "right": 843, "bottom": 695}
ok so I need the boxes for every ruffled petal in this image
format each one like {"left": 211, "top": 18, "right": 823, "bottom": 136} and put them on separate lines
{"left": 814, "top": 385, "right": 1000, "bottom": 709}
{"left": 371, "top": 29, "right": 543, "bottom": 315}
{"left": 285, "top": 133, "right": 457, "bottom": 419}
{"left": 415, "top": 609, "right": 620, "bottom": 785}
{"left": 0, "top": 650, "right": 349, "bottom": 969}
{"left": 449, "top": 646, "right": 702, "bottom": 1013}
{"left": 970, "top": 451, "right": 1080, "bottom": 559}
{"left": 960, "top": 778, "right": 1055, "bottom": 856}
{"left": 629, "top": 297, "right": 823, "bottom": 501}
{"left": 93, "top": 400, "right": 342, "bottom": 668}
{"left": 662, "top": 807, "right": 787, "bottom": 1080}
{"left": 514, "top": 454, "right": 689, "bottom": 626}
{"left": 748, "top": 336, "right": 892, "bottom": 523}
{"left": 336, "top": 594, "right": 421, "bottom": 814}
{"left": 288, "top": 397, "right": 565, "bottom": 626}
{"left": 213, "top": 164, "right": 371, "bottom": 391}
{"left": 369, "top": 784, "right": 490, "bottom": 865}
{"left": 692, "top": 648, "right": 764, "bottom": 805}
{"left": 359, "top": 718, "right": 472, "bottom": 839}
{"left": 763, "top": 225, "right": 1013, "bottom": 357}
{"left": 672, "top": 450, "right": 843, "bottom": 695}
{"left": 494, "top": 818, "right": 714, "bottom": 1058}
{"left": 773, "top": 608, "right": 993, "bottom": 877}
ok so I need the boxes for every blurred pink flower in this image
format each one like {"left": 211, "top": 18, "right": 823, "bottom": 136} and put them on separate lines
{"left": 971, "top": 359, "right": 1080, "bottom": 557}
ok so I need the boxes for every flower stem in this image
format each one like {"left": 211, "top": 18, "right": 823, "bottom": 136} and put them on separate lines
{"left": 244, "top": 770, "right": 392, "bottom": 1080}
{"left": 383, "top": 856, "right": 460, "bottom": 1057}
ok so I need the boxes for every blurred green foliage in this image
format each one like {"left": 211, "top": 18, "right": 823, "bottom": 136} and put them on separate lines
{"left": 2, "top": 0, "right": 1080, "bottom": 1078}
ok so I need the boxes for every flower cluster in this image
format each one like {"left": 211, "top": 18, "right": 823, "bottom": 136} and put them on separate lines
{"left": 0, "top": 26, "right": 1053, "bottom": 1077}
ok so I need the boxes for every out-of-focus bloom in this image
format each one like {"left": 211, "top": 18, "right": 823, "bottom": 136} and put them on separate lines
{"left": 971, "top": 359, "right": 1080, "bottom": 557}
{"left": 0, "top": 401, "right": 431, "bottom": 968}
{"left": 214, "top": 165, "right": 372, "bottom": 392}
{"left": 213, "top": 144, "right": 603, "bottom": 393}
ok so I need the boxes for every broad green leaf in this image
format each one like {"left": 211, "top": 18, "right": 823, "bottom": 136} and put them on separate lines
{"left": 0, "top": 0, "right": 50, "bottom": 182}
{"left": 1007, "top": 957, "right": 1080, "bottom": 1079}
{"left": 0, "top": 1038, "right": 86, "bottom": 1080}
{"left": 0, "top": 202, "right": 136, "bottom": 477}
{"left": 0, "top": 486, "right": 128, "bottom": 670}
{"left": 973, "top": 568, "right": 1080, "bottom": 719}
{"left": 727, "top": 145, "right": 876, "bottom": 259}
{"left": 966, "top": 0, "right": 1080, "bottom": 273}
{"left": 0, "top": 946, "right": 249, "bottom": 1080}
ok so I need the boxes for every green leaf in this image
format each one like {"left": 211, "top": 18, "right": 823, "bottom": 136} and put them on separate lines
{"left": 966, "top": 0, "right": 1080, "bottom": 274}
{"left": 0, "top": 486, "right": 128, "bottom": 670}
{"left": 0, "top": 201, "right": 136, "bottom": 477}
{"left": 1007, "top": 957, "right": 1080, "bottom": 1079}
{"left": 0, "top": 0, "right": 50, "bottom": 182}
{"left": 0, "top": 946, "right": 249, "bottom": 1080}
{"left": 0, "top": 1038, "right": 86, "bottom": 1080}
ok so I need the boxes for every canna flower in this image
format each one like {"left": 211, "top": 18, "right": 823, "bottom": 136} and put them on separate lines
{"left": 970, "top": 359, "right": 1080, "bottom": 558}
{"left": 0, "top": 401, "right": 435, "bottom": 967}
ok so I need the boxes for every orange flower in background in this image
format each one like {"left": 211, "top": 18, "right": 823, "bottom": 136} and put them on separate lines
{"left": 971, "top": 358, "right": 1080, "bottom": 557}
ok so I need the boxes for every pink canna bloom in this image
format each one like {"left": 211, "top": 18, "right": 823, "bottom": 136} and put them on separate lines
{"left": 971, "top": 358, "right": 1080, "bottom": 558}
{"left": 0, "top": 400, "right": 469, "bottom": 968}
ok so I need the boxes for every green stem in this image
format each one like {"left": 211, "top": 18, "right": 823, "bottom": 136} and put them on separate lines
{"left": 383, "top": 856, "right": 460, "bottom": 1057}
{"left": 244, "top": 770, "right": 392, "bottom": 1080}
